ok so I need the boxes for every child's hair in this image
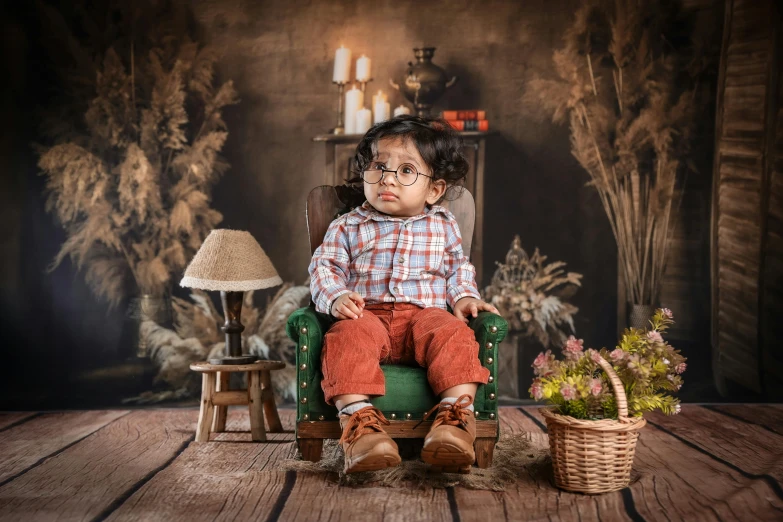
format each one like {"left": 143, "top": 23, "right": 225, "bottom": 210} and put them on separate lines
{"left": 349, "top": 115, "right": 469, "bottom": 202}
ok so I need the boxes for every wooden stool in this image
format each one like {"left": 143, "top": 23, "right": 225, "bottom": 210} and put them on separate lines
{"left": 189, "top": 360, "right": 286, "bottom": 442}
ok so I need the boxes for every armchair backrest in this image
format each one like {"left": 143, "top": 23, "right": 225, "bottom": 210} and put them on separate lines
{"left": 305, "top": 186, "right": 475, "bottom": 257}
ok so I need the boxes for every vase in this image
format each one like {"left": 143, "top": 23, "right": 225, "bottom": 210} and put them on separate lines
{"left": 390, "top": 48, "right": 457, "bottom": 117}
{"left": 628, "top": 304, "right": 656, "bottom": 329}
{"left": 129, "top": 294, "right": 171, "bottom": 358}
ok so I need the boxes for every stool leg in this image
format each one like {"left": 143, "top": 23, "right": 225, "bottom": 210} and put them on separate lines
{"left": 261, "top": 370, "right": 283, "bottom": 433}
{"left": 196, "top": 372, "right": 217, "bottom": 442}
{"left": 248, "top": 370, "right": 267, "bottom": 442}
{"left": 212, "top": 371, "right": 229, "bottom": 433}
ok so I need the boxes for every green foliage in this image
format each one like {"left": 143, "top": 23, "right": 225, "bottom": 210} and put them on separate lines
{"left": 529, "top": 308, "right": 685, "bottom": 419}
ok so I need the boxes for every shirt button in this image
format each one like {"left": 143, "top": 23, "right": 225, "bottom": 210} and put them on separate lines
{"left": 398, "top": 257, "right": 405, "bottom": 264}
{"left": 405, "top": 223, "right": 411, "bottom": 228}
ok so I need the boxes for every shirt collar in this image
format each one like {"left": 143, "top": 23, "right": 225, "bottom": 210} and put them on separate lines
{"left": 345, "top": 200, "right": 453, "bottom": 224}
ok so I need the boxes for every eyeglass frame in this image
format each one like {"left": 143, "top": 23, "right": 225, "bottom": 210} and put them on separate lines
{"left": 360, "top": 161, "right": 434, "bottom": 186}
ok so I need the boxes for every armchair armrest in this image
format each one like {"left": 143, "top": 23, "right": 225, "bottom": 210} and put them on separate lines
{"left": 287, "top": 306, "right": 335, "bottom": 422}
{"left": 468, "top": 311, "right": 508, "bottom": 420}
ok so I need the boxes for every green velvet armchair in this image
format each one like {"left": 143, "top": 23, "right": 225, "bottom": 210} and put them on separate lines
{"left": 286, "top": 186, "right": 508, "bottom": 468}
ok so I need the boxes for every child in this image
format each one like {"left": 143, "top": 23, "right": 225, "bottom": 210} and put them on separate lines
{"left": 308, "top": 115, "right": 499, "bottom": 473}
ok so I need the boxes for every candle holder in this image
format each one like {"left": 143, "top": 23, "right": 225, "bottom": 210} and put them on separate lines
{"left": 358, "top": 78, "right": 373, "bottom": 93}
{"left": 330, "top": 81, "right": 347, "bottom": 135}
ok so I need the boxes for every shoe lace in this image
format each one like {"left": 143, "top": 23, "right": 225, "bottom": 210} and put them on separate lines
{"left": 417, "top": 394, "right": 473, "bottom": 430}
{"left": 339, "top": 406, "right": 391, "bottom": 445}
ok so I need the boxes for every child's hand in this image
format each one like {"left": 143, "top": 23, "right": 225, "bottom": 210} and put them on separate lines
{"left": 331, "top": 292, "right": 366, "bottom": 320}
{"left": 453, "top": 297, "right": 500, "bottom": 323}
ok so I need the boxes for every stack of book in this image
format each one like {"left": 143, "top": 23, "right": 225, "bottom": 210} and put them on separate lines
{"left": 441, "top": 110, "right": 489, "bottom": 132}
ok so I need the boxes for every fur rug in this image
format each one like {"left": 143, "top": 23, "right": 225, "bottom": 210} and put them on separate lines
{"left": 279, "top": 434, "right": 551, "bottom": 491}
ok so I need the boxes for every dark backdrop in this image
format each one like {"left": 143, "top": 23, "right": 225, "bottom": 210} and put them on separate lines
{"left": 0, "top": 0, "right": 742, "bottom": 409}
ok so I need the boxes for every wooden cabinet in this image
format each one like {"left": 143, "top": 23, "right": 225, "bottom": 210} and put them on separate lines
{"left": 711, "top": 0, "right": 782, "bottom": 397}
{"left": 312, "top": 132, "right": 490, "bottom": 282}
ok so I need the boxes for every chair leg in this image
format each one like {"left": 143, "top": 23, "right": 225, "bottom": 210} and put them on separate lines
{"left": 248, "top": 370, "right": 267, "bottom": 442}
{"left": 212, "top": 371, "right": 229, "bottom": 433}
{"left": 260, "top": 370, "right": 283, "bottom": 433}
{"left": 196, "top": 372, "right": 217, "bottom": 442}
{"left": 299, "top": 438, "right": 324, "bottom": 462}
{"left": 475, "top": 437, "right": 495, "bottom": 468}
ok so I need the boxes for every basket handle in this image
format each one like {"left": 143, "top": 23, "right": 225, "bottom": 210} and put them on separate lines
{"left": 592, "top": 352, "right": 631, "bottom": 421}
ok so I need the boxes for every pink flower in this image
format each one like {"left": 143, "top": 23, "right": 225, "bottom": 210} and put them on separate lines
{"left": 590, "top": 378, "right": 603, "bottom": 396}
{"left": 675, "top": 362, "right": 687, "bottom": 374}
{"left": 662, "top": 308, "right": 673, "bottom": 319}
{"left": 647, "top": 331, "right": 663, "bottom": 344}
{"left": 563, "top": 336, "right": 584, "bottom": 359}
{"left": 560, "top": 383, "right": 578, "bottom": 400}
{"left": 530, "top": 380, "right": 544, "bottom": 401}
{"left": 610, "top": 348, "right": 625, "bottom": 362}
{"left": 532, "top": 351, "right": 549, "bottom": 369}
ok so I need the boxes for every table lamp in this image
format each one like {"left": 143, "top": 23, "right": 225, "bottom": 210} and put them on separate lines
{"left": 180, "top": 229, "right": 282, "bottom": 365}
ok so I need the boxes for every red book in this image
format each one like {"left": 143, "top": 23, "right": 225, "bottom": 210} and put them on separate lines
{"left": 445, "top": 119, "right": 489, "bottom": 132}
{"left": 441, "top": 110, "right": 486, "bottom": 120}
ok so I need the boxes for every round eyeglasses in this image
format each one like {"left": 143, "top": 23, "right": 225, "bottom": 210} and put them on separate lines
{"left": 361, "top": 161, "right": 433, "bottom": 186}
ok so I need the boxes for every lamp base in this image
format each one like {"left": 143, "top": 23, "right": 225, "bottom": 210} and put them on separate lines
{"left": 208, "top": 355, "right": 258, "bottom": 365}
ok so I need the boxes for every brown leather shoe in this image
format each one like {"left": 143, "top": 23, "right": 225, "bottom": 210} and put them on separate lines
{"left": 420, "top": 395, "right": 476, "bottom": 473}
{"left": 339, "top": 406, "right": 401, "bottom": 473}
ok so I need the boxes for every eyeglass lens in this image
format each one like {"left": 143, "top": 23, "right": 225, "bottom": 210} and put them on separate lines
{"left": 362, "top": 162, "right": 420, "bottom": 185}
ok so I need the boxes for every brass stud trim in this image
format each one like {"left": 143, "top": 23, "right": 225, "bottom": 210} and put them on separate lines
{"left": 488, "top": 376, "right": 494, "bottom": 383}
{"left": 300, "top": 397, "right": 307, "bottom": 404}
{"left": 301, "top": 327, "right": 308, "bottom": 334}
{"left": 490, "top": 326, "right": 498, "bottom": 333}
{"left": 489, "top": 413, "right": 496, "bottom": 419}
{"left": 300, "top": 381, "right": 307, "bottom": 388}
{"left": 405, "top": 413, "right": 412, "bottom": 419}
{"left": 486, "top": 357, "right": 494, "bottom": 365}
{"left": 301, "top": 345, "right": 308, "bottom": 352}
{"left": 390, "top": 413, "right": 397, "bottom": 419}
{"left": 318, "top": 415, "right": 325, "bottom": 421}
{"left": 302, "top": 414, "right": 309, "bottom": 420}
{"left": 474, "top": 410, "right": 479, "bottom": 417}
{"left": 489, "top": 393, "right": 496, "bottom": 400}
{"left": 299, "top": 363, "right": 307, "bottom": 370}
{"left": 486, "top": 342, "right": 493, "bottom": 349}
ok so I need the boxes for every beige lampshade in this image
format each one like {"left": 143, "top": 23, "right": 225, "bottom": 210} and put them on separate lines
{"left": 180, "top": 229, "right": 282, "bottom": 291}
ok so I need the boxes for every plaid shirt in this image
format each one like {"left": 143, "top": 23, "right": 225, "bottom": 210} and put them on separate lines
{"left": 309, "top": 201, "right": 480, "bottom": 314}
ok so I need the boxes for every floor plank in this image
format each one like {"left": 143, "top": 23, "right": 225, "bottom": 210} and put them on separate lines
{"left": 0, "top": 410, "right": 129, "bottom": 485}
{"left": 704, "top": 403, "right": 783, "bottom": 436}
{"left": 454, "top": 408, "right": 632, "bottom": 522}
{"left": 0, "top": 412, "right": 39, "bottom": 432}
{"left": 645, "top": 406, "right": 783, "bottom": 487}
{"left": 0, "top": 410, "right": 195, "bottom": 521}
{"left": 105, "top": 410, "right": 298, "bottom": 521}
{"left": 524, "top": 405, "right": 783, "bottom": 521}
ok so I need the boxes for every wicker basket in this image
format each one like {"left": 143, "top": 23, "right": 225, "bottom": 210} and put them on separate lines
{"left": 540, "top": 355, "right": 647, "bottom": 494}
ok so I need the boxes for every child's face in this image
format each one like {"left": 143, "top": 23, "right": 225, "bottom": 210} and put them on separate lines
{"left": 363, "top": 137, "right": 446, "bottom": 217}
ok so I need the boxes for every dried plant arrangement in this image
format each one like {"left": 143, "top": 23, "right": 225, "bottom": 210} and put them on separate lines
{"left": 484, "top": 235, "right": 583, "bottom": 348}
{"left": 36, "top": 2, "right": 238, "bottom": 306}
{"left": 126, "top": 283, "right": 312, "bottom": 404}
{"left": 524, "top": 0, "right": 713, "bottom": 306}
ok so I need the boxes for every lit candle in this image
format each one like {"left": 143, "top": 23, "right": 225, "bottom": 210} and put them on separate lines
{"left": 374, "top": 99, "right": 390, "bottom": 124}
{"left": 332, "top": 45, "right": 351, "bottom": 83}
{"left": 356, "top": 55, "right": 372, "bottom": 82}
{"left": 371, "top": 90, "right": 386, "bottom": 108}
{"left": 344, "top": 85, "right": 364, "bottom": 134}
{"left": 393, "top": 105, "right": 411, "bottom": 117}
{"left": 356, "top": 108, "right": 373, "bottom": 134}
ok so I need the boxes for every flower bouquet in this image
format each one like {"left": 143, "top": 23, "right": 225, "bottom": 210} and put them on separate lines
{"left": 529, "top": 308, "right": 686, "bottom": 493}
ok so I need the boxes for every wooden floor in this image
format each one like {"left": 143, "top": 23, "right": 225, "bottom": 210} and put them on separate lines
{"left": 0, "top": 405, "right": 780, "bottom": 521}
